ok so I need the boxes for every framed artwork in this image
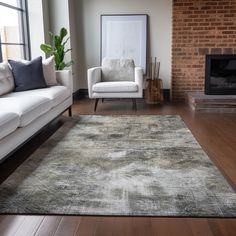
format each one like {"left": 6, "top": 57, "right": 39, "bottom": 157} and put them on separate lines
{"left": 101, "top": 14, "right": 148, "bottom": 74}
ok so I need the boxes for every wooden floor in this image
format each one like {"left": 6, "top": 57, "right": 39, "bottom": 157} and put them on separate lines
{"left": 0, "top": 98, "right": 236, "bottom": 236}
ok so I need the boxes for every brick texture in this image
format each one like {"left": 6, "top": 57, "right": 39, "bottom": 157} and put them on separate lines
{"left": 172, "top": 0, "right": 236, "bottom": 101}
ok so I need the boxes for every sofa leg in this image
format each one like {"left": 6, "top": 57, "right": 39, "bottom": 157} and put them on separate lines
{"left": 94, "top": 99, "right": 99, "bottom": 112}
{"left": 102, "top": 98, "right": 104, "bottom": 103}
{"left": 132, "top": 99, "right": 137, "bottom": 111}
{"left": 68, "top": 106, "right": 72, "bottom": 117}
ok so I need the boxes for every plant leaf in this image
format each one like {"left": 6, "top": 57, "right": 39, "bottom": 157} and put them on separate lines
{"left": 65, "top": 48, "right": 72, "bottom": 54}
{"left": 64, "top": 61, "right": 74, "bottom": 68}
{"left": 54, "top": 35, "right": 61, "bottom": 48}
{"left": 62, "top": 37, "right": 70, "bottom": 47}
{"left": 58, "top": 61, "right": 66, "bottom": 70}
{"left": 40, "top": 44, "right": 53, "bottom": 54}
{"left": 60, "top": 28, "right": 67, "bottom": 41}
{"left": 41, "top": 27, "right": 73, "bottom": 70}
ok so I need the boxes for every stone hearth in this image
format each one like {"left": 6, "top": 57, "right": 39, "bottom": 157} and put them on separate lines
{"left": 187, "top": 92, "right": 236, "bottom": 113}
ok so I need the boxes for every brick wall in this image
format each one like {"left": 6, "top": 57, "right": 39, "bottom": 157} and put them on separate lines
{"left": 172, "top": 0, "right": 236, "bottom": 101}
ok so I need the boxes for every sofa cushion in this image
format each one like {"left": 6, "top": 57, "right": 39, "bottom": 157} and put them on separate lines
{"left": 3, "top": 86, "right": 70, "bottom": 108}
{"left": 93, "top": 81, "right": 138, "bottom": 93}
{"left": 8, "top": 56, "right": 47, "bottom": 92}
{"left": 101, "top": 58, "right": 135, "bottom": 82}
{"left": 0, "top": 111, "right": 20, "bottom": 140}
{"left": 0, "top": 96, "right": 51, "bottom": 127}
{"left": 0, "top": 62, "right": 14, "bottom": 96}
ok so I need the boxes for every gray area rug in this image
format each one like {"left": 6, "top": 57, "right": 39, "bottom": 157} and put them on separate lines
{"left": 0, "top": 115, "right": 236, "bottom": 217}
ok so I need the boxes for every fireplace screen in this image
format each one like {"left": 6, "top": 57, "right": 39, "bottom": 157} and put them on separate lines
{"left": 205, "top": 54, "right": 236, "bottom": 95}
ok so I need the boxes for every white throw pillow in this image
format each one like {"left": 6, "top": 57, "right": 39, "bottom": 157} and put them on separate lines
{"left": 0, "top": 62, "right": 15, "bottom": 96}
{"left": 42, "top": 56, "right": 57, "bottom": 86}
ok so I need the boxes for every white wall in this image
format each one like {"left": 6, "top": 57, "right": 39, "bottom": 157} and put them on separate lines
{"left": 48, "top": 0, "right": 71, "bottom": 65}
{"left": 28, "top": 0, "right": 79, "bottom": 91}
{"left": 68, "top": 0, "right": 80, "bottom": 92}
{"left": 48, "top": 0, "right": 79, "bottom": 92}
{"left": 74, "top": 0, "right": 172, "bottom": 89}
{"left": 42, "top": 0, "right": 50, "bottom": 45}
{"left": 48, "top": 0, "right": 70, "bottom": 36}
{"left": 28, "top": 0, "right": 50, "bottom": 58}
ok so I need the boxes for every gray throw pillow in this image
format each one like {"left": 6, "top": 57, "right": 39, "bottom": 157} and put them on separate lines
{"left": 8, "top": 56, "right": 47, "bottom": 92}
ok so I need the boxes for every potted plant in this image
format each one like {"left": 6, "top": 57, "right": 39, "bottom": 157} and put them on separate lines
{"left": 40, "top": 27, "right": 73, "bottom": 70}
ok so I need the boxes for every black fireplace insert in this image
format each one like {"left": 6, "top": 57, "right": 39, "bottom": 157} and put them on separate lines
{"left": 205, "top": 54, "right": 236, "bottom": 95}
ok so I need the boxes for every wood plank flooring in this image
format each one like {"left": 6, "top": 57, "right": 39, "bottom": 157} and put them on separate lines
{"left": 0, "top": 98, "right": 236, "bottom": 236}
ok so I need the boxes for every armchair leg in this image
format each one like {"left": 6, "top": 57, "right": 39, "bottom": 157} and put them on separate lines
{"left": 132, "top": 99, "right": 137, "bottom": 111}
{"left": 68, "top": 106, "right": 72, "bottom": 117}
{"left": 94, "top": 98, "right": 99, "bottom": 112}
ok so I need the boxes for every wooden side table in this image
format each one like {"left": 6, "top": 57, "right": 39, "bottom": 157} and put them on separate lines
{"left": 145, "top": 78, "right": 164, "bottom": 104}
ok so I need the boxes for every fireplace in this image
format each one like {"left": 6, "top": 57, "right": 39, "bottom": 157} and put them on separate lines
{"left": 205, "top": 54, "right": 236, "bottom": 95}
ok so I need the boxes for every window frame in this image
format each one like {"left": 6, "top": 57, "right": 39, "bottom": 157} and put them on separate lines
{"left": 0, "top": 0, "right": 31, "bottom": 62}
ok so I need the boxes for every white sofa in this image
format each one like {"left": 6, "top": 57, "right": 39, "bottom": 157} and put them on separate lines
{"left": 88, "top": 58, "right": 143, "bottom": 111}
{"left": 0, "top": 69, "right": 73, "bottom": 162}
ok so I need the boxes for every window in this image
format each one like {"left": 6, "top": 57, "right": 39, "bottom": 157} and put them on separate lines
{"left": 0, "top": 0, "right": 30, "bottom": 62}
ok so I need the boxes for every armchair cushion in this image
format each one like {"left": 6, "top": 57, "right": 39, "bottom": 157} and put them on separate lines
{"left": 101, "top": 58, "right": 134, "bottom": 82}
{"left": 93, "top": 81, "right": 138, "bottom": 93}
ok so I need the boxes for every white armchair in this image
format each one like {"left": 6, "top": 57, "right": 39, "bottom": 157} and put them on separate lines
{"left": 87, "top": 58, "right": 143, "bottom": 111}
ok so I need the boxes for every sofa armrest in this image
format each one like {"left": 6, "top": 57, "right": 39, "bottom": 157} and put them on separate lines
{"left": 87, "top": 67, "right": 102, "bottom": 98}
{"left": 135, "top": 67, "right": 143, "bottom": 90}
{"left": 56, "top": 70, "right": 73, "bottom": 94}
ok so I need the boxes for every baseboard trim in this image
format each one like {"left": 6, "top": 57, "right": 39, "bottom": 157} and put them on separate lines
{"left": 73, "top": 89, "right": 88, "bottom": 100}
{"left": 73, "top": 89, "right": 171, "bottom": 101}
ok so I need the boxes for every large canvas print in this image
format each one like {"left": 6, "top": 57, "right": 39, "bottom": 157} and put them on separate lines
{"left": 101, "top": 14, "right": 147, "bottom": 74}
